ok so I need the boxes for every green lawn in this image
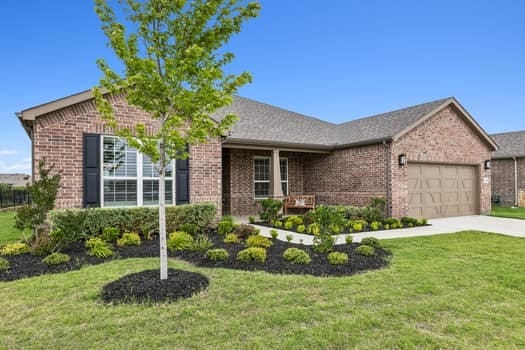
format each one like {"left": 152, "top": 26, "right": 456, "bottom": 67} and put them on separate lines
{"left": 491, "top": 206, "right": 525, "bottom": 220}
{"left": 0, "top": 211, "right": 25, "bottom": 245}
{"left": 1, "top": 232, "right": 524, "bottom": 349}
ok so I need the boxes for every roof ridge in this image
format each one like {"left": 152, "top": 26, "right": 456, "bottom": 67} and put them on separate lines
{"left": 337, "top": 97, "right": 453, "bottom": 126}
{"left": 490, "top": 129, "right": 525, "bottom": 136}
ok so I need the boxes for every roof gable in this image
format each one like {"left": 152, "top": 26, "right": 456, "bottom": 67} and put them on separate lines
{"left": 491, "top": 130, "right": 525, "bottom": 158}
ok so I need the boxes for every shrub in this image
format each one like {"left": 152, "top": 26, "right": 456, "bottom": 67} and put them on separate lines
{"left": 0, "top": 242, "right": 29, "bottom": 256}
{"left": 101, "top": 227, "right": 120, "bottom": 243}
{"left": 345, "top": 235, "right": 353, "bottom": 244}
{"left": 0, "top": 257, "right": 9, "bottom": 272}
{"left": 206, "top": 248, "right": 229, "bottom": 261}
{"left": 329, "top": 224, "right": 343, "bottom": 234}
{"left": 356, "top": 244, "right": 375, "bottom": 256}
{"left": 0, "top": 258, "right": 9, "bottom": 272}
{"left": 248, "top": 216, "right": 256, "bottom": 224}
{"left": 273, "top": 220, "right": 283, "bottom": 228}
{"left": 360, "top": 237, "right": 381, "bottom": 248}
{"left": 224, "top": 233, "right": 240, "bottom": 244}
{"left": 48, "top": 209, "right": 88, "bottom": 242}
{"left": 297, "top": 225, "right": 306, "bottom": 233}
{"left": 233, "top": 224, "right": 258, "bottom": 239}
{"left": 237, "top": 247, "right": 267, "bottom": 263}
{"left": 116, "top": 232, "right": 141, "bottom": 247}
{"left": 270, "top": 229, "right": 278, "bottom": 239}
{"left": 30, "top": 234, "right": 57, "bottom": 256}
{"left": 286, "top": 215, "right": 303, "bottom": 226}
{"left": 352, "top": 222, "right": 363, "bottom": 232}
{"left": 179, "top": 223, "right": 199, "bottom": 236}
{"left": 217, "top": 219, "right": 235, "bottom": 236}
{"left": 167, "top": 231, "right": 193, "bottom": 252}
{"left": 283, "top": 248, "right": 311, "bottom": 264}
{"left": 384, "top": 224, "right": 390, "bottom": 230}
{"left": 259, "top": 198, "right": 282, "bottom": 223}
{"left": 383, "top": 218, "right": 402, "bottom": 229}
{"left": 285, "top": 234, "right": 293, "bottom": 242}
{"left": 416, "top": 218, "right": 427, "bottom": 226}
{"left": 85, "top": 238, "right": 114, "bottom": 258}
{"left": 310, "top": 205, "right": 345, "bottom": 235}
{"left": 312, "top": 235, "right": 335, "bottom": 253}
{"left": 400, "top": 216, "right": 418, "bottom": 227}
{"left": 42, "top": 252, "right": 70, "bottom": 265}
{"left": 408, "top": 223, "right": 414, "bottom": 228}
{"left": 370, "top": 221, "right": 382, "bottom": 231}
{"left": 246, "top": 235, "right": 273, "bottom": 248}
{"left": 188, "top": 234, "right": 214, "bottom": 252}
{"left": 284, "top": 221, "right": 294, "bottom": 230}
{"left": 327, "top": 252, "right": 348, "bottom": 265}
{"left": 307, "top": 223, "right": 321, "bottom": 235}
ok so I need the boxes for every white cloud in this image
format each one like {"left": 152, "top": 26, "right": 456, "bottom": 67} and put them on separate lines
{"left": 0, "top": 159, "right": 31, "bottom": 174}
{"left": 0, "top": 149, "right": 18, "bottom": 156}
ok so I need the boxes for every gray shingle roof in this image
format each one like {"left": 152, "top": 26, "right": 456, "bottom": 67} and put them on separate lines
{"left": 491, "top": 130, "right": 525, "bottom": 159}
{"left": 213, "top": 96, "right": 453, "bottom": 148}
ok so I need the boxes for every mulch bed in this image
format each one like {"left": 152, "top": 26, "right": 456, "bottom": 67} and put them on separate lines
{"left": 254, "top": 221, "right": 430, "bottom": 235}
{"left": 1, "top": 232, "right": 391, "bottom": 282}
{"left": 101, "top": 268, "right": 209, "bottom": 304}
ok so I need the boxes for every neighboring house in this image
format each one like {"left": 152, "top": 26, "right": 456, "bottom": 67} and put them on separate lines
{"left": 0, "top": 174, "right": 31, "bottom": 188}
{"left": 490, "top": 130, "right": 525, "bottom": 207}
{"left": 17, "top": 90, "right": 497, "bottom": 218}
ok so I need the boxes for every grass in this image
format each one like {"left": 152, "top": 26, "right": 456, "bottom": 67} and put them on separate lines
{"left": 1, "top": 232, "right": 524, "bottom": 348}
{"left": 0, "top": 211, "right": 25, "bottom": 245}
{"left": 491, "top": 206, "right": 525, "bottom": 220}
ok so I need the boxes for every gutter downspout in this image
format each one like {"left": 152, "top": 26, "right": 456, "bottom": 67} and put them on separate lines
{"left": 383, "top": 140, "right": 391, "bottom": 217}
{"left": 514, "top": 157, "right": 519, "bottom": 207}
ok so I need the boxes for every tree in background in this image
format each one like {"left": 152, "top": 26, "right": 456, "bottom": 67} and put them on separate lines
{"left": 93, "top": 0, "right": 260, "bottom": 280}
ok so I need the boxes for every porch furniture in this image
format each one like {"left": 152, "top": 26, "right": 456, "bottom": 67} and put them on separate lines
{"left": 283, "top": 195, "right": 315, "bottom": 215}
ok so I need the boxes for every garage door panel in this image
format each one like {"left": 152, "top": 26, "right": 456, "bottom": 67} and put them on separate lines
{"left": 408, "top": 163, "right": 478, "bottom": 218}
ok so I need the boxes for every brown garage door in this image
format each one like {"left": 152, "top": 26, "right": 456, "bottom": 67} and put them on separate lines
{"left": 408, "top": 163, "right": 478, "bottom": 218}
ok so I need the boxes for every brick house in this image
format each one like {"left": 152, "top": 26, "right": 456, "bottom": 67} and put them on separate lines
{"left": 490, "top": 131, "right": 525, "bottom": 207}
{"left": 17, "top": 90, "right": 497, "bottom": 219}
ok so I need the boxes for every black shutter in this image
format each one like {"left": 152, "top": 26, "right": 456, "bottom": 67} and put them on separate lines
{"left": 83, "top": 134, "right": 101, "bottom": 208}
{"left": 176, "top": 146, "right": 190, "bottom": 205}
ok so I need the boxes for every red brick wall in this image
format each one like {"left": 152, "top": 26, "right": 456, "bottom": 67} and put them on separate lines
{"left": 303, "top": 144, "right": 388, "bottom": 207}
{"left": 491, "top": 158, "right": 524, "bottom": 206}
{"left": 32, "top": 94, "right": 222, "bottom": 213}
{"left": 224, "top": 149, "right": 306, "bottom": 215}
{"left": 391, "top": 105, "right": 493, "bottom": 217}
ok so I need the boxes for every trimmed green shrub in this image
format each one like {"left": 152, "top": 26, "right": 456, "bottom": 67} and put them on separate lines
{"left": 101, "top": 227, "right": 120, "bottom": 243}
{"left": 296, "top": 225, "right": 306, "bottom": 233}
{"left": 283, "top": 248, "right": 311, "bottom": 264}
{"left": 49, "top": 203, "right": 216, "bottom": 242}
{"left": 259, "top": 198, "right": 282, "bottom": 223}
{"left": 116, "top": 232, "right": 141, "bottom": 247}
{"left": 237, "top": 247, "right": 267, "bottom": 263}
{"left": 356, "top": 244, "right": 375, "bottom": 256}
{"left": 285, "top": 215, "right": 303, "bottom": 226}
{"left": 370, "top": 221, "right": 382, "bottom": 231}
{"left": 0, "top": 242, "right": 29, "bottom": 256}
{"left": 43, "top": 252, "right": 70, "bottom": 265}
{"left": 383, "top": 217, "right": 402, "bottom": 229}
{"left": 416, "top": 218, "right": 427, "bottom": 226}
{"left": 167, "top": 231, "right": 193, "bottom": 252}
{"left": 286, "top": 234, "right": 293, "bottom": 242}
{"left": 312, "top": 235, "right": 335, "bottom": 253}
{"left": 273, "top": 220, "right": 283, "bottom": 228}
{"left": 361, "top": 237, "right": 381, "bottom": 248}
{"left": 206, "top": 248, "right": 229, "bottom": 261}
{"left": 217, "top": 218, "right": 235, "bottom": 235}
{"left": 233, "top": 224, "right": 258, "bottom": 239}
{"left": 400, "top": 216, "right": 418, "bottom": 227}
{"left": 224, "top": 233, "right": 240, "bottom": 244}
{"left": 188, "top": 234, "right": 213, "bottom": 252}
{"left": 327, "top": 252, "right": 348, "bottom": 265}
{"left": 270, "top": 229, "right": 278, "bottom": 239}
{"left": 0, "top": 257, "right": 9, "bottom": 272}
{"left": 408, "top": 223, "right": 414, "bottom": 228}
{"left": 30, "top": 234, "right": 57, "bottom": 256}
{"left": 179, "top": 223, "right": 200, "bottom": 236}
{"left": 384, "top": 224, "right": 390, "bottom": 230}
{"left": 307, "top": 223, "right": 321, "bottom": 235}
{"left": 329, "top": 224, "right": 343, "bottom": 234}
{"left": 246, "top": 235, "right": 273, "bottom": 248}
{"left": 284, "top": 221, "right": 294, "bottom": 230}
{"left": 345, "top": 235, "right": 353, "bottom": 244}
{"left": 85, "top": 238, "right": 114, "bottom": 258}
{"left": 248, "top": 216, "right": 256, "bottom": 224}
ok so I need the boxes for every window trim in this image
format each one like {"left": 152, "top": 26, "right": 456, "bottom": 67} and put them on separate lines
{"left": 100, "top": 135, "right": 176, "bottom": 208}
{"left": 253, "top": 156, "right": 288, "bottom": 199}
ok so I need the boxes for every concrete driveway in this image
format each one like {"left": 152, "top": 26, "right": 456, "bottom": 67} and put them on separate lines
{"left": 254, "top": 215, "right": 525, "bottom": 244}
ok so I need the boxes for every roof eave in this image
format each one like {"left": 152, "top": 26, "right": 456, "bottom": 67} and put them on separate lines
{"left": 332, "top": 137, "right": 393, "bottom": 149}
{"left": 223, "top": 138, "right": 334, "bottom": 151}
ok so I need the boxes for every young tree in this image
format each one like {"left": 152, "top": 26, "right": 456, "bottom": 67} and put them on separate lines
{"left": 93, "top": 0, "right": 260, "bottom": 279}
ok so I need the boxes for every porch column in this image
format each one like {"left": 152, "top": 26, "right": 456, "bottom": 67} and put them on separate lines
{"left": 271, "top": 148, "right": 284, "bottom": 198}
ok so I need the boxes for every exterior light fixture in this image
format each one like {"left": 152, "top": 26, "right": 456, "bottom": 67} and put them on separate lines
{"left": 484, "top": 160, "right": 492, "bottom": 169}
{"left": 398, "top": 154, "right": 407, "bottom": 166}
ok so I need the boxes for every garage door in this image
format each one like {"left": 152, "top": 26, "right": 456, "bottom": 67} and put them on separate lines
{"left": 408, "top": 163, "right": 478, "bottom": 218}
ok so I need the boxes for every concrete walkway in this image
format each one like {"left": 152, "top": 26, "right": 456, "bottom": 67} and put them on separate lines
{"left": 252, "top": 215, "right": 525, "bottom": 245}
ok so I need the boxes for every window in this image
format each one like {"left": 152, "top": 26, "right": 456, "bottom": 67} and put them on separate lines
{"left": 101, "top": 136, "right": 174, "bottom": 207}
{"left": 253, "top": 157, "right": 288, "bottom": 198}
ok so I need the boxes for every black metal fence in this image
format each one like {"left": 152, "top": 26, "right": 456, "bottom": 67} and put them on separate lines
{"left": 0, "top": 189, "right": 30, "bottom": 208}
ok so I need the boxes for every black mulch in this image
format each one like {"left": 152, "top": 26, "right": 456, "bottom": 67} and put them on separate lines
{"left": 101, "top": 268, "right": 209, "bottom": 304}
{"left": 1, "top": 232, "right": 391, "bottom": 282}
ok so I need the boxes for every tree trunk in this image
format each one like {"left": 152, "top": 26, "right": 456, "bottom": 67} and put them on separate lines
{"left": 159, "top": 139, "right": 168, "bottom": 280}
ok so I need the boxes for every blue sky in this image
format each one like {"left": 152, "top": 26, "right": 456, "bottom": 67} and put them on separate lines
{"left": 1, "top": 0, "right": 524, "bottom": 175}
